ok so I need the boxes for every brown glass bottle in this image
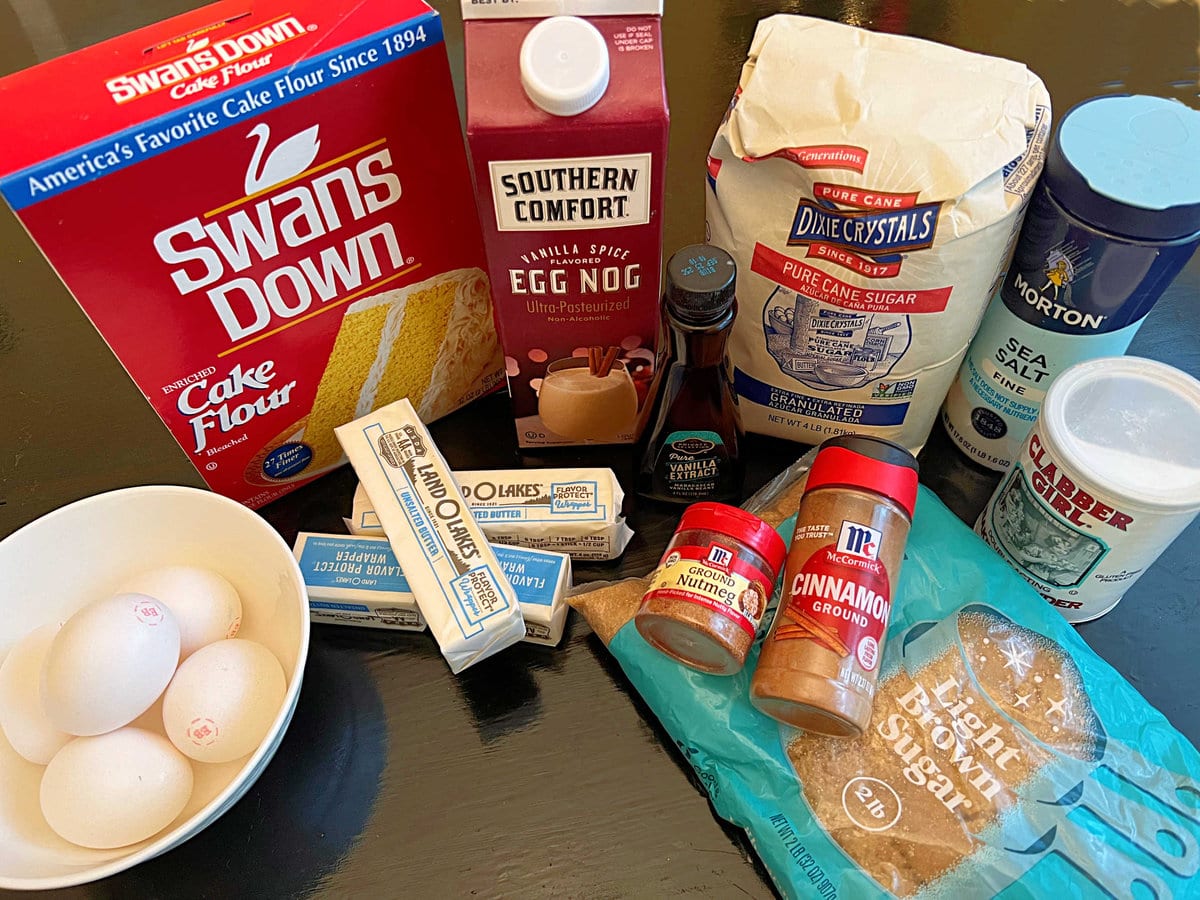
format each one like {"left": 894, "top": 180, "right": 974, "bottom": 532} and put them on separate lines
{"left": 638, "top": 244, "right": 744, "bottom": 503}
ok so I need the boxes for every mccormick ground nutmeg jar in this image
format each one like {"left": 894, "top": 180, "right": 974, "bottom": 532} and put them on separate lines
{"left": 636, "top": 503, "right": 787, "bottom": 675}
{"left": 751, "top": 435, "right": 918, "bottom": 737}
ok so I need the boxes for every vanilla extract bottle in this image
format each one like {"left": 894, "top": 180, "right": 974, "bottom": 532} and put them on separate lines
{"left": 638, "top": 244, "right": 744, "bottom": 503}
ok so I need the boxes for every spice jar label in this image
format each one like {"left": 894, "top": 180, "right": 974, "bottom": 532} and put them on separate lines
{"left": 644, "top": 543, "right": 771, "bottom": 636}
{"left": 778, "top": 522, "right": 892, "bottom": 671}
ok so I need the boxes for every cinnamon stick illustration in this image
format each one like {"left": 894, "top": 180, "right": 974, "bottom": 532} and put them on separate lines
{"left": 597, "top": 345, "right": 620, "bottom": 377}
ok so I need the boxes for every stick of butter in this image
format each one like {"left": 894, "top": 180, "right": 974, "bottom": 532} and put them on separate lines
{"left": 335, "top": 399, "right": 525, "bottom": 673}
{"left": 494, "top": 544, "right": 572, "bottom": 646}
{"left": 292, "top": 532, "right": 426, "bottom": 632}
{"left": 294, "top": 532, "right": 571, "bottom": 646}
{"left": 349, "top": 468, "right": 633, "bottom": 561}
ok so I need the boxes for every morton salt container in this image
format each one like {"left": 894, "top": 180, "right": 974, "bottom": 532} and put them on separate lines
{"left": 975, "top": 356, "right": 1200, "bottom": 623}
{"left": 943, "top": 95, "right": 1200, "bottom": 471}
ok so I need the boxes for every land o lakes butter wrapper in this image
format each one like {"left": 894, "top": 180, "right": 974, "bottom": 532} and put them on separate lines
{"left": 293, "top": 532, "right": 426, "bottom": 631}
{"left": 336, "top": 399, "right": 524, "bottom": 673}
{"left": 294, "top": 530, "right": 571, "bottom": 645}
{"left": 570, "top": 484, "right": 1200, "bottom": 898}
{"left": 349, "top": 468, "right": 633, "bottom": 561}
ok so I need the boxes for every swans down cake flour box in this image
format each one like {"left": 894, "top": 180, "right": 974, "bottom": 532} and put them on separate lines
{"left": 0, "top": 0, "right": 503, "bottom": 508}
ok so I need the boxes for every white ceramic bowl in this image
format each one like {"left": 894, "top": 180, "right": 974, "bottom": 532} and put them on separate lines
{"left": 0, "top": 486, "right": 310, "bottom": 890}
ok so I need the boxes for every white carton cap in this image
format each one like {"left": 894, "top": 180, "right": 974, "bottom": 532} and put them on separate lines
{"left": 1044, "top": 356, "right": 1200, "bottom": 512}
{"left": 462, "top": 1, "right": 663, "bottom": 19}
{"left": 520, "top": 16, "right": 610, "bottom": 116}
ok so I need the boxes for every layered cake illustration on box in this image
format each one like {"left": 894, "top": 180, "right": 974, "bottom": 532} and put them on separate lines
{"left": 293, "top": 268, "right": 499, "bottom": 473}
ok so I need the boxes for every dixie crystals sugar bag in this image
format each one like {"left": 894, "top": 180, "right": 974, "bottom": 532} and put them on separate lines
{"left": 707, "top": 16, "right": 1051, "bottom": 450}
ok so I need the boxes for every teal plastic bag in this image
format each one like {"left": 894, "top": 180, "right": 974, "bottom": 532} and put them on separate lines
{"left": 593, "top": 487, "right": 1200, "bottom": 898}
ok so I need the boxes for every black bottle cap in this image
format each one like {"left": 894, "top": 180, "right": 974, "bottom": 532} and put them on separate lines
{"left": 665, "top": 244, "right": 736, "bottom": 325}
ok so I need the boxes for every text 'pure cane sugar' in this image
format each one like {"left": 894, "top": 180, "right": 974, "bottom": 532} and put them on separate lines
{"left": 0, "top": 0, "right": 502, "bottom": 508}
{"left": 707, "top": 16, "right": 1051, "bottom": 451}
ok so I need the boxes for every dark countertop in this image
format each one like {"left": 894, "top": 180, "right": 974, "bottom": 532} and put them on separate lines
{"left": 1, "top": 1, "right": 1198, "bottom": 897}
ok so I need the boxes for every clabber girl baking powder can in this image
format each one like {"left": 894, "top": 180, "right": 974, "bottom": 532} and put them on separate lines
{"left": 975, "top": 356, "right": 1200, "bottom": 622}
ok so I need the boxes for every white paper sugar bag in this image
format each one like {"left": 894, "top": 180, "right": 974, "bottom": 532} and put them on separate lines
{"left": 707, "top": 15, "right": 1050, "bottom": 450}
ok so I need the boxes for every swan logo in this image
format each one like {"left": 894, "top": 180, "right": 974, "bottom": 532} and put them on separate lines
{"left": 244, "top": 123, "right": 321, "bottom": 195}
{"left": 153, "top": 131, "right": 406, "bottom": 345}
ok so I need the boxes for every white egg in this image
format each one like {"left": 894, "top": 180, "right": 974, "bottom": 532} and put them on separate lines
{"left": 118, "top": 565, "right": 243, "bottom": 660}
{"left": 0, "top": 624, "right": 72, "bottom": 764}
{"left": 42, "top": 593, "right": 181, "bottom": 736}
{"left": 40, "top": 727, "right": 193, "bottom": 849}
{"left": 162, "top": 639, "right": 285, "bottom": 764}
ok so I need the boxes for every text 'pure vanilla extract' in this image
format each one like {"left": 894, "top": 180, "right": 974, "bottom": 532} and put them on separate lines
{"left": 639, "top": 244, "right": 745, "bottom": 504}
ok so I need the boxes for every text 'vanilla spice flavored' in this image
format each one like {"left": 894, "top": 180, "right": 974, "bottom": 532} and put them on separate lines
{"left": 463, "top": 1, "right": 669, "bottom": 447}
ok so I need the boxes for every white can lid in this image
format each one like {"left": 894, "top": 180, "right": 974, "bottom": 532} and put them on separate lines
{"left": 520, "top": 16, "right": 610, "bottom": 117}
{"left": 1043, "top": 356, "right": 1200, "bottom": 512}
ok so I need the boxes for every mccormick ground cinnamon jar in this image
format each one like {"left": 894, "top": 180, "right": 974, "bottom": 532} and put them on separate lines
{"left": 636, "top": 503, "right": 787, "bottom": 675}
{"left": 751, "top": 436, "right": 918, "bottom": 736}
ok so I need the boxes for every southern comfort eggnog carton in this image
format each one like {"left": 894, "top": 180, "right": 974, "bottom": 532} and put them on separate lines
{"left": 462, "top": 0, "right": 668, "bottom": 447}
{"left": 0, "top": 0, "right": 502, "bottom": 508}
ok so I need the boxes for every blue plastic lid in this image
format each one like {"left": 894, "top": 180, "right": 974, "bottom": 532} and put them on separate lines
{"left": 1044, "top": 95, "right": 1200, "bottom": 242}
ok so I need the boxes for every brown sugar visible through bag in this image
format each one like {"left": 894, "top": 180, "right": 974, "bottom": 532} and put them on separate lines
{"left": 784, "top": 607, "right": 1102, "bottom": 896}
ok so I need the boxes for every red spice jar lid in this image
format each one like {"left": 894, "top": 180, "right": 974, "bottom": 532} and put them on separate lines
{"left": 676, "top": 502, "right": 788, "bottom": 576}
{"left": 805, "top": 436, "right": 920, "bottom": 518}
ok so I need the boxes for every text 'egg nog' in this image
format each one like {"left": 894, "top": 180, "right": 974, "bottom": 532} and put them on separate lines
{"left": 463, "top": 1, "right": 669, "bottom": 447}
{"left": 0, "top": 0, "right": 501, "bottom": 508}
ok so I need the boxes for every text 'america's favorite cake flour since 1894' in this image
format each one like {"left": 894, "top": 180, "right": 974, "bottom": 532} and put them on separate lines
{"left": 707, "top": 16, "right": 1051, "bottom": 451}
{"left": 0, "top": 0, "right": 502, "bottom": 508}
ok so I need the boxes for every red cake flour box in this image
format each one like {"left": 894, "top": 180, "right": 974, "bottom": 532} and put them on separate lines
{"left": 463, "top": 1, "right": 668, "bottom": 448}
{"left": 0, "top": 0, "right": 503, "bottom": 508}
